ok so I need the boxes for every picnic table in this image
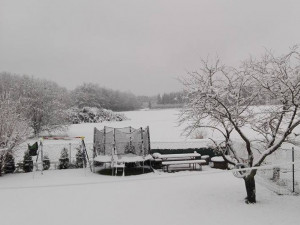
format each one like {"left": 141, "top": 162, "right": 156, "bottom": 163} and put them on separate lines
{"left": 152, "top": 152, "right": 206, "bottom": 172}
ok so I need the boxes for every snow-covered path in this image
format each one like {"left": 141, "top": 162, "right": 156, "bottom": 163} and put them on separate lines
{"left": 0, "top": 168, "right": 299, "bottom": 225}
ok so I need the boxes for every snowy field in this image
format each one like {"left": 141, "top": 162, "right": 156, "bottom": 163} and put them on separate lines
{"left": 0, "top": 168, "right": 300, "bottom": 225}
{"left": 14, "top": 109, "right": 211, "bottom": 162}
{"left": 15, "top": 108, "right": 300, "bottom": 162}
{"left": 68, "top": 108, "right": 195, "bottom": 142}
{"left": 2, "top": 108, "right": 300, "bottom": 225}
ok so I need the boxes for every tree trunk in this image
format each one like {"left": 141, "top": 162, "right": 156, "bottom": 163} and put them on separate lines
{"left": 244, "top": 174, "right": 256, "bottom": 203}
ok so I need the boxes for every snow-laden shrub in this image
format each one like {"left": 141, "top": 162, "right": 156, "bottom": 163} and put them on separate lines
{"left": 3, "top": 152, "right": 15, "bottom": 173}
{"left": 0, "top": 151, "right": 15, "bottom": 174}
{"left": 43, "top": 154, "right": 50, "bottom": 170}
{"left": 23, "top": 150, "right": 33, "bottom": 173}
{"left": 67, "top": 107, "right": 127, "bottom": 124}
{"left": 75, "top": 146, "right": 84, "bottom": 168}
{"left": 59, "top": 147, "right": 69, "bottom": 169}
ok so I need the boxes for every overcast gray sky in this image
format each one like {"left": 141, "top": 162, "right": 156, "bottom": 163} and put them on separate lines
{"left": 1, "top": 0, "right": 300, "bottom": 95}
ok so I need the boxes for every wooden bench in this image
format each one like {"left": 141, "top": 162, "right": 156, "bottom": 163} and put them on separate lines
{"left": 162, "top": 159, "right": 206, "bottom": 172}
{"left": 153, "top": 152, "right": 201, "bottom": 160}
{"left": 152, "top": 152, "right": 206, "bottom": 172}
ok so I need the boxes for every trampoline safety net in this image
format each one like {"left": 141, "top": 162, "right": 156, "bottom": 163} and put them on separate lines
{"left": 93, "top": 126, "right": 150, "bottom": 157}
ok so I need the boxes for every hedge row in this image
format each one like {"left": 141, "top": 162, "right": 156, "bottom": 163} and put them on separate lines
{"left": 150, "top": 148, "right": 218, "bottom": 157}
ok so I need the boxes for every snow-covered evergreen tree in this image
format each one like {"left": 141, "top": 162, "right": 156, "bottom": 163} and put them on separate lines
{"left": 43, "top": 154, "right": 50, "bottom": 170}
{"left": 59, "top": 147, "right": 69, "bottom": 169}
{"left": 75, "top": 146, "right": 84, "bottom": 168}
{"left": 23, "top": 150, "right": 33, "bottom": 172}
{"left": 3, "top": 151, "right": 15, "bottom": 173}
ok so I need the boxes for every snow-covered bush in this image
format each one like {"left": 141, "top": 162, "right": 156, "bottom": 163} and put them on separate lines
{"left": 0, "top": 150, "right": 15, "bottom": 175}
{"left": 59, "top": 148, "right": 69, "bottom": 169}
{"left": 75, "top": 146, "right": 84, "bottom": 168}
{"left": 3, "top": 151, "right": 15, "bottom": 173}
{"left": 67, "top": 107, "right": 127, "bottom": 124}
{"left": 23, "top": 150, "right": 33, "bottom": 173}
{"left": 43, "top": 154, "right": 50, "bottom": 170}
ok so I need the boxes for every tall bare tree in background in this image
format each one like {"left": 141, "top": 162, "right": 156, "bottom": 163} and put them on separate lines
{"left": 0, "top": 98, "right": 31, "bottom": 173}
{"left": 0, "top": 73, "right": 70, "bottom": 136}
{"left": 180, "top": 47, "right": 300, "bottom": 203}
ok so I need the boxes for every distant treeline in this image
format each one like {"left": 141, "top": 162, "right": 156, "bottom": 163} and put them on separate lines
{"left": 157, "top": 92, "right": 185, "bottom": 105}
{"left": 0, "top": 72, "right": 141, "bottom": 136}
{"left": 0, "top": 72, "right": 187, "bottom": 137}
{"left": 0, "top": 72, "right": 142, "bottom": 110}
{"left": 138, "top": 92, "right": 185, "bottom": 109}
{"left": 73, "top": 83, "right": 141, "bottom": 111}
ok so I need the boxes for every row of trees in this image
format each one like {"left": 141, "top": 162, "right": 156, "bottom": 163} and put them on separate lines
{"left": 72, "top": 83, "right": 141, "bottom": 111}
{"left": 0, "top": 73, "right": 70, "bottom": 136}
{"left": 157, "top": 92, "right": 185, "bottom": 105}
{"left": 0, "top": 73, "right": 143, "bottom": 134}
{"left": 0, "top": 72, "right": 143, "bottom": 167}
{"left": 181, "top": 46, "right": 300, "bottom": 203}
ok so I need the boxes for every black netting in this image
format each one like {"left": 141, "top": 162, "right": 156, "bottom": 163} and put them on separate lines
{"left": 93, "top": 126, "right": 150, "bottom": 156}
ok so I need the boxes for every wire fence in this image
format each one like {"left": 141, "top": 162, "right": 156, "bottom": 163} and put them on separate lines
{"left": 7, "top": 141, "right": 300, "bottom": 194}
{"left": 256, "top": 147, "right": 300, "bottom": 195}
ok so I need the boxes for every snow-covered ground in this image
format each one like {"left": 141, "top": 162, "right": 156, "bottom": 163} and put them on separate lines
{"left": 2, "top": 108, "right": 300, "bottom": 225}
{"left": 68, "top": 108, "right": 189, "bottom": 142}
{"left": 15, "top": 108, "right": 211, "bottom": 162}
{"left": 17, "top": 108, "right": 299, "bottom": 162}
{"left": 0, "top": 168, "right": 299, "bottom": 225}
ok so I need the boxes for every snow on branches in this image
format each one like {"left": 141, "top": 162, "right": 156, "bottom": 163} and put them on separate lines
{"left": 0, "top": 99, "right": 31, "bottom": 151}
{"left": 181, "top": 47, "right": 300, "bottom": 168}
{"left": 180, "top": 47, "right": 300, "bottom": 203}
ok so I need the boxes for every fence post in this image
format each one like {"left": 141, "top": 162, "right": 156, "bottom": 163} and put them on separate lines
{"left": 147, "top": 126, "right": 151, "bottom": 154}
{"left": 40, "top": 140, "right": 44, "bottom": 175}
{"left": 69, "top": 143, "right": 72, "bottom": 164}
{"left": 103, "top": 126, "right": 106, "bottom": 155}
{"left": 292, "top": 147, "right": 295, "bottom": 193}
{"left": 141, "top": 127, "right": 145, "bottom": 174}
{"left": 93, "top": 127, "right": 96, "bottom": 157}
{"left": 129, "top": 126, "right": 132, "bottom": 152}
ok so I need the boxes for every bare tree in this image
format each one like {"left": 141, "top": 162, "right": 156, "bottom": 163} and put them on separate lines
{"left": 180, "top": 48, "right": 300, "bottom": 203}
{"left": 0, "top": 98, "right": 31, "bottom": 173}
{"left": 0, "top": 73, "right": 70, "bottom": 136}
